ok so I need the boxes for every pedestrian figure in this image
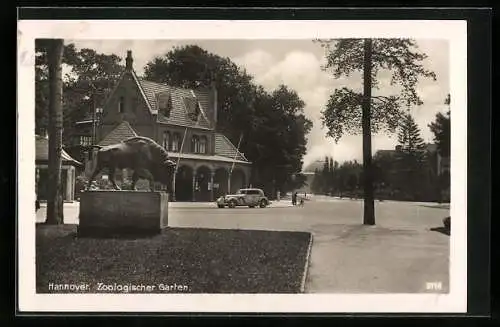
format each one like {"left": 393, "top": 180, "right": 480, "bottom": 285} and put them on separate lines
{"left": 292, "top": 191, "right": 297, "bottom": 206}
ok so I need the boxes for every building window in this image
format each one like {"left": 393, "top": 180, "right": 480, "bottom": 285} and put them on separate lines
{"left": 191, "top": 135, "right": 200, "bottom": 153}
{"left": 158, "top": 93, "right": 172, "bottom": 118}
{"left": 118, "top": 96, "right": 125, "bottom": 113}
{"left": 172, "top": 133, "right": 180, "bottom": 152}
{"left": 199, "top": 136, "right": 207, "bottom": 154}
{"left": 80, "top": 135, "right": 92, "bottom": 146}
{"left": 163, "top": 131, "right": 170, "bottom": 150}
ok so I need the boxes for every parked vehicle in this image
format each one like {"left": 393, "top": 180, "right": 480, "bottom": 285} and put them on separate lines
{"left": 216, "top": 188, "right": 270, "bottom": 208}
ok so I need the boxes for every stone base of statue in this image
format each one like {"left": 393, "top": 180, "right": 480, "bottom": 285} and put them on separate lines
{"left": 77, "top": 190, "right": 169, "bottom": 237}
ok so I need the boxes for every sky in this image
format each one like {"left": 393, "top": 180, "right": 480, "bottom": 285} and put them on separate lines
{"left": 66, "top": 39, "right": 449, "bottom": 168}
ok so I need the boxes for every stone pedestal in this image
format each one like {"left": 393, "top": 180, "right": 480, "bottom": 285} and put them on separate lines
{"left": 77, "top": 190, "right": 169, "bottom": 237}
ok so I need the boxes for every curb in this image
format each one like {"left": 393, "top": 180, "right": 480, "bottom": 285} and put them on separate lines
{"left": 300, "top": 232, "right": 314, "bottom": 293}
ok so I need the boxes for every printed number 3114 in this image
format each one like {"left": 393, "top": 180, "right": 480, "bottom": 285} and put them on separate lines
{"left": 426, "top": 282, "right": 442, "bottom": 290}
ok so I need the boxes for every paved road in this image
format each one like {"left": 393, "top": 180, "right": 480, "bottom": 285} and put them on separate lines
{"left": 35, "top": 196, "right": 450, "bottom": 293}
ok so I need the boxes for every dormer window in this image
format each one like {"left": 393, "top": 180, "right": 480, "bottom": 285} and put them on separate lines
{"left": 158, "top": 92, "right": 172, "bottom": 118}
{"left": 184, "top": 96, "right": 200, "bottom": 121}
{"left": 118, "top": 96, "right": 125, "bottom": 113}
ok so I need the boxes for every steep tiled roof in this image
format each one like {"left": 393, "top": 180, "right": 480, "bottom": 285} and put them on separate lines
{"left": 214, "top": 133, "right": 248, "bottom": 162}
{"left": 98, "top": 121, "right": 138, "bottom": 146}
{"left": 137, "top": 79, "right": 213, "bottom": 130}
{"left": 35, "top": 135, "right": 82, "bottom": 166}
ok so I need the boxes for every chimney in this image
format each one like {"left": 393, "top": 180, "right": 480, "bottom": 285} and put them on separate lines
{"left": 125, "top": 50, "right": 133, "bottom": 70}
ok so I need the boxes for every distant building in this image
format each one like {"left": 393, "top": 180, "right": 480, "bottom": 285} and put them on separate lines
{"left": 72, "top": 50, "right": 251, "bottom": 201}
{"left": 35, "top": 134, "right": 83, "bottom": 202}
{"left": 373, "top": 143, "right": 449, "bottom": 177}
{"left": 303, "top": 160, "right": 325, "bottom": 173}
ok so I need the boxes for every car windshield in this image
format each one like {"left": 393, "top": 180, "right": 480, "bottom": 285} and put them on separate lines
{"left": 238, "top": 190, "right": 247, "bottom": 194}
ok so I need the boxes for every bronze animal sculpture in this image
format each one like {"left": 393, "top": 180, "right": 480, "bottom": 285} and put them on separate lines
{"left": 87, "top": 136, "right": 176, "bottom": 192}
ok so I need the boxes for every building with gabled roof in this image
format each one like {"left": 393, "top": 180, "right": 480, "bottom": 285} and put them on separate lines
{"left": 36, "top": 134, "right": 83, "bottom": 202}
{"left": 74, "top": 50, "right": 251, "bottom": 201}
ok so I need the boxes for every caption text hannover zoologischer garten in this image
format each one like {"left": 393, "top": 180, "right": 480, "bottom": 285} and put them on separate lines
{"left": 47, "top": 282, "right": 190, "bottom": 292}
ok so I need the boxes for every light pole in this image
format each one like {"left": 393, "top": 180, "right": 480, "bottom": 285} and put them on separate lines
{"left": 88, "top": 82, "right": 104, "bottom": 146}
{"left": 93, "top": 106, "right": 103, "bottom": 144}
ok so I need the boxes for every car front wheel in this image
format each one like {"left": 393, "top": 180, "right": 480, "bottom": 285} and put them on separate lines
{"left": 259, "top": 200, "right": 267, "bottom": 208}
{"left": 228, "top": 200, "right": 237, "bottom": 208}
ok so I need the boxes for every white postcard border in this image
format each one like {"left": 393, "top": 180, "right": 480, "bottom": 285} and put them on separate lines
{"left": 17, "top": 19, "right": 467, "bottom": 313}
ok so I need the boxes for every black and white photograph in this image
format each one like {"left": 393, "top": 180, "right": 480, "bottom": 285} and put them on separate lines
{"left": 18, "top": 19, "right": 467, "bottom": 313}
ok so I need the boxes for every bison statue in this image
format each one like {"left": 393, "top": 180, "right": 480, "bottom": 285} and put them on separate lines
{"left": 87, "top": 136, "right": 176, "bottom": 192}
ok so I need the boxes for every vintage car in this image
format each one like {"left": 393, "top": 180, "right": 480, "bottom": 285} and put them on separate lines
{"left": 216, "top": 188, "right": 270, "bottom": 208}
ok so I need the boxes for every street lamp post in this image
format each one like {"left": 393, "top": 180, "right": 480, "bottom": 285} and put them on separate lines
{"left": 92, "top": 93, "right": 96, "bottom": 145}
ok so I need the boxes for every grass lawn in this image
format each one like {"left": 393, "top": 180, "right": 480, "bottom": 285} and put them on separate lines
{"left": 36, "top": 224, "right": 312, "bottom": 294}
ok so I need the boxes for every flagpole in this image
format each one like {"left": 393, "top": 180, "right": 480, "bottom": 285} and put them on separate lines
{"left": 172, "top": 126, "right": 188, "bottom": 201}
{"left": 228, "top": 133, "right": 243, "bottom": 194}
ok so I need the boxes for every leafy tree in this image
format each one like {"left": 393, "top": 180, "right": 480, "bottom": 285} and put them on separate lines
{"left": 36, "top": 43, "right": 77, "bottom": 136}
{"left": 429, "top": 94, "right": 451, "bottom": 157}
{"left": 311, "top": 168, "right": 322, "bottom": 194}
{"left": 396, "top": 113, "right": 428, "bottom": 199}
{"left": 321, "top": 156, "right": 330, "bottom": 194}
{"left": 316, "top": 38, "right": 436, "bottom": 224}
{"left": 328, "top": 157, "right": 334, "bottom": 193}
{"left": 35, "top": 43, "right": 124, "bottom": 145}
{"left": 398, "top": 113, "right": 427, "bottom": 161}
{"left": 427, "top": 94, "right": 451, "bottom": 201}
{"left": 373, "top": 150, "right": 397, "bottom": 193}
{"left": 38, "top": 39, "right": 65, "bottom": 224}
{"left": 268, "top": 85, "right": 312, "bottom": 191}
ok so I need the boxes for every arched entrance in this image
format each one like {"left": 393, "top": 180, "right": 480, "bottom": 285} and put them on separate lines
{"left": 229, "top": 169, "right": 246, "bottom": 194}
{"left": 175, "top": 165, "right": 193, "bottom": 201}
{"left": 194, "top": 166, "right": 211, "bottom": 202}
{"left": 213, "top": 167, "right": 229, "bottom": 199}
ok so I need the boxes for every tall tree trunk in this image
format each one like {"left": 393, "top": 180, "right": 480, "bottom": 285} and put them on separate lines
{"left": 45, "top": 39, "right": 65, "bottom": 225}
{"left": 362, "top": 38, "right": 375, "bottom": 225}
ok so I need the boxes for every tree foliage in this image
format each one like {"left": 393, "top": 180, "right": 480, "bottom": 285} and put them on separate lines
{"left": 316, "top": 38, "right": 437, "bottom": 142}
{"left": 428, "top": 94, "right": 451, "bottom": 157}
{"left": 397, "top": 113, "right": 427, "bottom": 162}
{"left": 35, "top": 41, "right": 124, "bottom": 144}
{"left": 395, "top": 113, "right": 429, "bottom": 198}
{"left": 310, "top": 157, "right": 363, "bottom": 197}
